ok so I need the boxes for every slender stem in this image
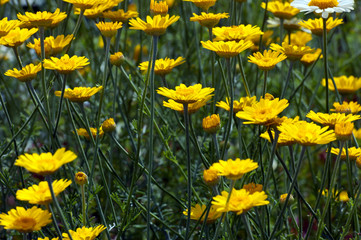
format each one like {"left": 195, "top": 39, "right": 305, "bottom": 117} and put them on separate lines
{"left": 147, "top": 35, "right": 158, "bottom": 240}
{"left": 209, "top": 27, "right": 216, "bottom": 112}
{"left": 47, "top": 204, "right": 63, "bottom": 239}
{"left": 263, "top": 70, "right": 268, "bottom": 97}
{"left": 81, "top": 184, "right": 86, "bottom": 226}
{"left": 280, "top": 18, "right": 284, "bottom": 44}
{"left": 280, "top": 61, "right": 294, "bottom": 99}
{"left": 53, "top": 74, "right": 68, "bottom": 137}
{"left": 212, "top": 133, "right": 220, "bottom": 161}
{"left": 237, "top": 55, "right": 251, "bottom": 97}
{"left": 221, "top": 58, "right": 234, "bottom": 159}
{"left": 183, "top": 103, "right": 192, "bottom": 239}
{"left": 66, "top": 9, "right": 84, "bottom": 53}
{"left": 322, "top": 17, "right": 330, "bottom": 113}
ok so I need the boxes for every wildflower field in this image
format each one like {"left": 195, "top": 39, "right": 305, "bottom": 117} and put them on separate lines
{"left": 1, "top": 0, "right": 361, "bottom": 239}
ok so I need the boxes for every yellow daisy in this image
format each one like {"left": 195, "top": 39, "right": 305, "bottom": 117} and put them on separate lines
{"left": 15, "top": 148, "right": 77, "bottom": 175}
{"left": 139, "top": 57, "right": 185, "bottom": 76}
{"left": 203, "top": 167, "right": 220, "bottom": 186}
{"left": 283, "top": 31, "right": 312, "bottom": 46}
{"left": 162, "top": 95, "right": 212, "bottom": 114}
{"left": 183, "top": 204, "right": 222, "bottom": 223}
{"left": 236, "top": 98, "right": 289, "bottom": 126}
{"left": 322, "top": 75, "right": 361, "bottom": 94}
{"left": 183, "top": 0, "right": 217, "bottom": 11}
{"left": 43, "top": 54, "right": 89, "bottom": 74}
{"left": 243, "top": 183, "right": 263, "bottom": 194}
{"left": 0, "top": 17, "right": 21, "bottom": 37}
{"left": 62, "top": 0, "right": 103, "bottom": 10}
{"left": 249, "top": 30, "right": 273, "bottom": 51}
{"left": 270, "top": 42, "right": 314, "bottom": 61}
{"left": 190, "top": 12, "right": 229, "bottom": 29}
{"left": 216, "top": 96, "right": 257, "bottom": 113}
{"left": 211, "top": 158, "right": 258, "bottom": 180}
{"left": 248, "top": 50, "right": 287, "bottom": 71}
{"left": 260, "top": 129, "right": 296, "bottom": 146}
{"left": 54, "top": 86, "right": 103, "bottom": 102}
{"left": 212, "top": 189, "right": 269, "bottom": 214}
{"left": 129, "top": 14, "right": 180, "bottom": 36}
{"left": 334, "top": 122, "right": 354, "bottom": 141}
{"left": 102, "top": 118, "right": 116, "bottom": 133}
{"left": 5, "top": 63, "right": 42, "bottom": 82}
{"left": 330, "top": 147, "right": 361, "bottom": 160}
{"left": 62, "top": 225, "right": 106, "bottom": 240}
{"left": 151, "top": 0, "right": 169, "bottom": 16}
{"left": 103, "top": 9, "right": 139, "bottom": 23}
{"left": 212, "top": 24, "right": 263, "bottom": 42}
{"left": 95, "top": 21, "right": 123, "bottom": 38}
{"left": 299, "top": 17, "right": 343, "bottom": 36}
{"left": 202, "top": 114, "right": 221, "bottom": 134}
{"left": 27, "top": 34, "right": 74, "bottom": 57}
{"left": 331, "top": 101, "right": 361, "bottom": 114}
{"left": 76, "top": 127, "right": 104, "bottom": 140}
{"left": 16, "top": 179, "right": 72, "bottom": 205}
{"left": 110, "top": 52, "right": 124, "bottom": 66}
{"left": 277, "top": 120, "right": 336, "bottom": 146}
{"left": 0, "top": 0, "right": 9, "bottom": 5}
{"left": 17, "top": 8, "right": 67, "bottom": 28}
{"left": 0, "top": 206, "right": 52, "bottom": 233}
{"left": 0, "top": 27, "right": 38, "bottom": 48}
{"left": 300, "top": 48, "right": 323, "bottom": 66}
{"left": 306, "top": 110, "right": 361, "bottom": 128}
{"left": 201, "top": 40, "right": 253, "bottom": 58}
{"left": 353, "top": 128, "right": 361, "bottom": 140}
{"left": 157, "top": 83, "right": 214, "bottom": 104}
{"left": 261, "top": 1, "right": 300, "bottom": 19}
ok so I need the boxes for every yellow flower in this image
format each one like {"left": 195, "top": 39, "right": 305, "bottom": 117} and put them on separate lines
{"left": 243, "top": 183, "right": 263, "bottom": 194}
{"left": 43, "top": 54, "right": 90, "bottom": 74}
{"left": 190, "top": 12, "right": 229, "bottom": 28}
{"left": 299, "top": 17, "right": 343, "bottom": 36}
{"left": 183, "top": 0, "right": 217, "bottom": 11}
{"left": 334, "top": 122, "right": 354, "bottom": 141}
{"left": 75, "top": 172, "right": 88, "bottom": 185}
{"left": 16, "top": 179, "right": 72, "bottom": 205}
{"left": 76, "top": 127, "right": 104, "bottom": 140}
{"left": 339, "top": 191, "right": 349, "bottom": 202}
{"left": 260, "top": 129, "right": 296, "bottom": 146}
{"left": 356, "top": 156, "right": 361, "bottom": 169}
{"left": 5, "top": 63, "right": 42, "bottom": 82}
{"left": 201, "top": 40, "right": 253, "bottom": 58}
{"left": 102, "top": 118, "right": 116, "bottom": 133}
{"left": 62, "top": 225, "right": 106, "bottom": 240}
{"left": 280, "top": 193, "right": 294, "bottom": 204}
{"left": 322, "top": 75, "right": 361, "bottom": 94}
{"left": 211, "top": 158, "right": 258, "bottom": 180}
{"left": 151, "top": 0, "right": 169, "bottom": 16}
{"left": 306, "top": 110, "right": 360, "bottom": 128}
{"left": 202, "top": 114, "right": 221, "bottom": 134}
{"left": 54, "top": 86, "right": 103, "bottom": 102}
{"left": 15, "top": 148, "right": 77, "bottom": 175}
{"left": 353, "top": 128, "right": 361, "bottom": 140}
{"left": 277, "top": 120, "right": 336, "bottom": 146}
{"left": 249, "top": 30, "right": 273, "bottom": 51}
{"left": 0, "top": 17, "right": 21, "bottom": 37}
{"left": 0, "top": 206, "right": 52, "bottom": 233}
{"left": 212, "top": 189, "right": 269, "bottom": 214}
{"left": 236, "top": 98, "right": 289, "bottom": 126}
{"left": 300, "top": 48, "right": 323, "bottom": 66}
{"left": 129, "top": 14, "right": 180, "bottom": 36}
{"left": 0, "top": 27, "right": 38, "bottom": 47}
{"left": 322, "top": 189, "right": 349, "bottom": 202}
{"left": 162, "top": 96, "right": 212, "bottom": 114}
{"left": 261, "top": 1, "right": 300, "bottom": 19}
{"left": 95, "top": 21, "right": 123, "bottom": 38}
{"left": 103, "top": 9, "right": 139, "bottom": 23}
{"left": 203, "top": 167, "right": 220, "bottom": 186}
{"left": 216, "top": 96, "right": 257, "bottom": 113}
{"left": 17, "top": 9, "right": 67, "bottom": 28}
{"left": 62, "top": 0, "right": 103, "bottom": 9}
{"left": 330, "top": 147, "right": 361, "bottom": 160}
{"left": 139, "top": 57, "right": 185, "bottom": 76}
{"left": 183, "top": 204, "right": 222, "bottom": 223}
{"left": 331, "top": 101, "right": 361, "bottom": 114}
{"left": 270, "top": 42, "right": 314, "bottom": 61}
{"left": 212, "top": 24, "right": 263, "bottom": 42}
{"left": 157, "top": 83, "right": 214, "bottom": 104}
{"left": 0, "top": 0, "right": 9, "bottom": 5}
{"left": 110, "top": 52, "right": 124, "bottom": 66}
{"left": 27, "top": 34, "right": 74, "bottom": 57}
{"left": 133, "top": 44, "right": 148, "bottom": 62}
{"left": 283, "top": 31, "right": 312, "bottom": 46}
{"left": 248, "top": 50, "right": 287, "bottom": 71}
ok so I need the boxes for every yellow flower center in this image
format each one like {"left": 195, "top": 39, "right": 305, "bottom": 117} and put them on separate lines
{"left": 14, "top": 217, "right": 36, "bottom": 232}
{"left": 176, "top": 88, "right": 194, "bottom": 96}
{"left": 255, "top": 108, "right": 272, "bottom": 119}
{"left": 308, "top": 0, "right": 338, "bottom": 9}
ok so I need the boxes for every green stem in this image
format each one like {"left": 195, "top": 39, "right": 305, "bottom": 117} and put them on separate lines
{"left": 47, "top": 204, "right": 63, "bottom": 239}
{"left": 147, "top": 35, "right": 158, "bottom": 240}
{"left": 237, "top": 55, "right": 251, "bottom": 97}
{"left": 81, "top": 184, "right": 86, "bottom": 226}
{"left": 280, "top": 61, "right": 294, "bottom": 99}
{"left": 322, "top": 17, "right": 330, "bottom": 113}
{"left": 212, "top": 133, "right": 220, "bottom": 161}
{"left": 53, "top": 74, "right": 68, "bottom": 137}
{"left": 262, "top": 70, "right": 268, "bottom": 97}
{"left": 279, "top": 18, "right": 284, "bottom": 44}
{"left": 66, "top": 9, "right": 84, "bottom": 53}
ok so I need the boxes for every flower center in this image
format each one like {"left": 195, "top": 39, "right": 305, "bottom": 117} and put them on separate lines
{"left": 14, "top": 217, "right": 36, "bottom": 232}
{"left": 176, "top": 88, "right": 194, "bottom": 96}
{"left": 308, "top": 0, "right": 338, "bottom": 9}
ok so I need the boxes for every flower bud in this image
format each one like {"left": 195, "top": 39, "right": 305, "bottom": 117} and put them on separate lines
{"left": 203, "top": 167, "right": 219, "bottom": 186}
{"left": 102, "top": 118, "right": 116, "bottom": 133}
{"left": 335, "top": 122, "right": 354, "bottom": 141}
{"left": 110, "top": 52, "right": 124, "bottom": 67}
{"left": 75, "top": 172, "right": 88, "bottom": 185}
{"left": 280, "top": 193, "right": 293, "bottom": 204}
{"left": 202, "top": 114, "right": 220, "bottom": 134}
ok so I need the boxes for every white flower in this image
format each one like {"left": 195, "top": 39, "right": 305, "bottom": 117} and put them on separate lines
{"left": 290, "top": 0, "right": 354, "bottom": 18}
